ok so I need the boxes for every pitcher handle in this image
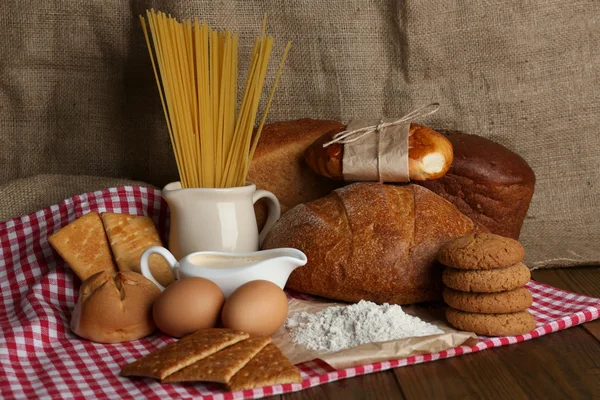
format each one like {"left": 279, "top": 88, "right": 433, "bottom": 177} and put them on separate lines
{"left": 252, "top": 189, "right": 281, "bottom": 247}
{"left": 140, "top": 246, "right": 178, "bottom": 291}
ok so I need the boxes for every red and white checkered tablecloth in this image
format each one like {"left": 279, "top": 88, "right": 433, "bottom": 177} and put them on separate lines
{"left": 1, "top": 186, "right": 599, "bottom": 399}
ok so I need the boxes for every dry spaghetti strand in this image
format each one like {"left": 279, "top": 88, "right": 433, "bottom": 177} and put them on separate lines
{"left": 140, "top": 10, "right": 291, "bottom": 188}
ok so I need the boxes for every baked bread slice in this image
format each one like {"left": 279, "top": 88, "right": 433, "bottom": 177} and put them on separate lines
{"left": 101, "top": 212, "right": 173, "bottom": 287}
{"left": 48, "top": 212, "right": 116, "bottom": 280}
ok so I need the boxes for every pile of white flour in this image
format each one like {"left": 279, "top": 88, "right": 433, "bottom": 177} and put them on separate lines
{"left": 285, "top": 300, "right": 443, "bottom": 352}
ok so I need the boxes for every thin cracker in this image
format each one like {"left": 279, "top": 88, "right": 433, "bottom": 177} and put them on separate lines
{"left": 162, "top": 336, "right": 271, "bottom": 384}
{"left": 120, "top": 329, "right": 249, "bottom": 380}
{"left": 48, "top": 212, "right": 117, "bottom": 280}
{"left": 227, "top": 343, "right": 302, "bottom": 392}
{"left": 101, "top": 212, "right": 174, "bottom": 287}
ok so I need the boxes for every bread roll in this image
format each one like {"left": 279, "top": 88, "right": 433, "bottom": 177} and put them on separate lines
{"left": 417, "top": 130, "right": 536, "bottom": 239}
{"left": 70, "top": 271, "right": 161, "bottom": 343}
{"left": 263, "top": 183, "right": 476, "bottom": 305}
{"left": 304, "top": 123, "right": 453, "bottom": 181}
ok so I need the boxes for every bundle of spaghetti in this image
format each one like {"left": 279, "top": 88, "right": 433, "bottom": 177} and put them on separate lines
{"left": 140, "top": 9, "right": 291, "bottom": 188}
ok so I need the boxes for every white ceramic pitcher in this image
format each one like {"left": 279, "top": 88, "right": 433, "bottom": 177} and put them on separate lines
{"left": 162, "top": 181, "right": 280, "bottom": 260}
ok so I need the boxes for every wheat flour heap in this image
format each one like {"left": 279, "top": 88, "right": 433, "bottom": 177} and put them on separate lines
{"left": 286, "top": 300, "right": 443, "bottom": 352}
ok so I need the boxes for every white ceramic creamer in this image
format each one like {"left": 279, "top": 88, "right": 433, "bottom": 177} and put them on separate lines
{"left": 140, "top": 246, "right": 307, "bottom": 298}
{"left": 161, "top": 181, "right": 280, "bottom": 260}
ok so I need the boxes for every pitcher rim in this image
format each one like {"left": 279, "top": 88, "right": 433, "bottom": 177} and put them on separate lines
{"left": 162, "top": 181, "right": 257, "bottom": 193}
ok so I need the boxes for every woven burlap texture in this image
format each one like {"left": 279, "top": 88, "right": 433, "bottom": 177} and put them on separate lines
{"left": 0, "top": 1, "right": 598, "bottom": 268}
{"left": 0, "top": 175, "right": 155, "bottom": 223}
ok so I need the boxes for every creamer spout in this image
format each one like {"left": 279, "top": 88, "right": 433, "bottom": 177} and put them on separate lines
{"left": 279, "top": 248, "right": 308, "bottom": 268}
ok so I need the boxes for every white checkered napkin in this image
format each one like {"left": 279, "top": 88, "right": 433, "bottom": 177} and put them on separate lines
{"left": 0, "top": 186, "right": 599, "bottom": 400}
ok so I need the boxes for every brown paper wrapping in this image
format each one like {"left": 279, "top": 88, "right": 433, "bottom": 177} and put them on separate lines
{"left": 272, "top": 299, "right": 477, "bottom": 370}
{"left": 342, "top": 119, "right": 410, "bottom": 182}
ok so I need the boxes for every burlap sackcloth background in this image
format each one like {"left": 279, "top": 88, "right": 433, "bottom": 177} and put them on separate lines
{"left": 0, "top": 1, "right": 598, "bottom": 268}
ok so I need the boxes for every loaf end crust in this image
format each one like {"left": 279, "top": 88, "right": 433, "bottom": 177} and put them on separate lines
{"left": 248, "top": 119, "right": 345, "bottom": 229}
{"left": 417, "top": 130, "right": 535, "bottom": 240}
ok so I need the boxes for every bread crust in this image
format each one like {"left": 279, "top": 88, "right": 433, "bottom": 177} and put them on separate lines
{"left": 263, "top": 183, "right": 476, "bottom": 304}
{"left": 247, "top": 119, "right": 345, "bottom": 227}
{"left": 418, "top": 131, "right": 535, "bottom": 239}
{"left": 70, "top": 271, "right": 161, "bottom": 343}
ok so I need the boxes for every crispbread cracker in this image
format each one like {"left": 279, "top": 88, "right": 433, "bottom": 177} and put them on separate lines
{"left": 120, "top": 329, "right": 249, "bottom": 380}
{"left": 48, "top": 212, "right": 116, "bottom": 280}
{"left": 162, "top": 336, "right": 271, "bottom": 384}
{"left": 227, "top": 343, "right": 302, "bottom": 392}
{"left": 101, "top": 212, "right": 174, "bottom": 287}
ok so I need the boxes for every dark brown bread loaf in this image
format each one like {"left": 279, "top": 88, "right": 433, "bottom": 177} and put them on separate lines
{"left": 417, "top": 131, "right": 535, "bottom": 239}
{"left": 262, "top": 183, "right": 476, "bottom": 305}
{"left": 247, "top": 119, "right": 345, "bottom": 228}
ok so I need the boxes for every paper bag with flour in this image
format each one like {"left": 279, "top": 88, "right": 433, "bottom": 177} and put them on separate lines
{"left": 272, "top": 298, "right": 477, "bottom": 369}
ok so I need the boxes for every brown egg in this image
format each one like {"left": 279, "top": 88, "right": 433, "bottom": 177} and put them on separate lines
{"left": 153, "top": 277, "right": 225, "bottom": 337}
{"left": 221, "top": 280, "right": 288, "bottom": 336}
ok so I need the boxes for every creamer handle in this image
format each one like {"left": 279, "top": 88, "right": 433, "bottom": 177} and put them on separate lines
{"left": 140, "top": 246, "right": 178, "bottom": 291}
{"left": 252, "top": 189, "right": 281, "bottom": 247}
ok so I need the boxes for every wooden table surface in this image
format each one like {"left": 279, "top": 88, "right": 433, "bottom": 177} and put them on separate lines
{"left": 268, "top": 267, "right": 600, "bottom": 400}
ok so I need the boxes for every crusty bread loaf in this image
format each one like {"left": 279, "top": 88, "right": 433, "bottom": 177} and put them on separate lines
{"left": 70, "top": 270, "right": 160, "bottom": 343}
{"left": 247, "top": 119, "right": 345, "bottom": 228}
{"left": 262, "top": 183, "right": 476, "bottom": 305}
{"left": 417, "top": 131, "right": 535, "bottom": 239}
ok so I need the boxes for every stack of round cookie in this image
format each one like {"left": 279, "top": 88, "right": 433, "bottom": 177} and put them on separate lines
{"left": 438, "top": 233, "right": 536, "bottom": 336}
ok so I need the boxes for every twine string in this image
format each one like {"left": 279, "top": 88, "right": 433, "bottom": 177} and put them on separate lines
{"left": 322, "top": 102, "right": 440, "bottom": 148}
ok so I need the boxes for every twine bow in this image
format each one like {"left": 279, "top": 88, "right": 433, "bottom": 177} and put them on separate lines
{"left": 322, "top": 103, "right": 440, "bottom": 148}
